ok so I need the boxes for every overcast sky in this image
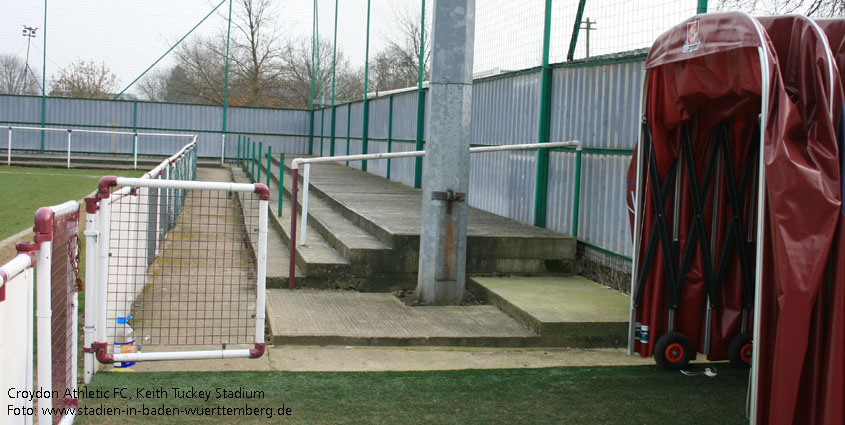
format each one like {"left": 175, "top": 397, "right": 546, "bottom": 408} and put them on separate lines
{"left": 1, "top": 0, "right": 701, "bottom": 97}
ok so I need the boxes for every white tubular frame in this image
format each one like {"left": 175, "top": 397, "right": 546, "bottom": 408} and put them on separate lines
{"left": 0, "top": 251, "right": 36, "bottom": 425}
{"left": 93, "top": 177, "right": 267, "bottom": 363}
{"left": 291, "top": 140, "right": 582, "bottom": 246}
{"left": 0, "top": 125, "right": 195, "bottom": 169}
{"left": 627, "top": 69, "right": 649, "bottom": 355}
{"left": 83, "top": 202, "right": 98, "bottom": 385}
{"left": 35, "top": 200, "right": 79, "bottom": 425}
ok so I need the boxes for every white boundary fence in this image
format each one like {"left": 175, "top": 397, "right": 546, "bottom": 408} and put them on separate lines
{"left": 0, "top": 244, "right": 36, "bottom": 425}
{"left": 4, "top": 125, "right": 197, "bottom": 169}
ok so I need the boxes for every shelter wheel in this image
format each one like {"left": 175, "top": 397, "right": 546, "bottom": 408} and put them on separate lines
{"left": 728, "top": 332, "right": 753, "bottom": 368}
{"left": 654, "top": 332, "right": 692, "bottom": 370}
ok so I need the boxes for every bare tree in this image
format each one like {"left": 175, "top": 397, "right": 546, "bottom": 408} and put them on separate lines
{"left": 169, "top": 35, "right": 227, "bottom": 104}
{"left": 228, "top": 0, "right": 285, "bottom": 107}
{"left": 50, "top": 60, "right": 119, "bottom": 99}
{"left": 279, "top": 37, "right": 364, "bottom": 108}
{"left": 370, "top": 10, "right": 430, "bottom": 92}
{"left": 137, "top": 68, "right": 170, "bottom": 102}
{"left": 0, "top": 54, "right": 40, "bottom": 95}
{"left": 717, "top": 0, "right": 845, "bottom": 16}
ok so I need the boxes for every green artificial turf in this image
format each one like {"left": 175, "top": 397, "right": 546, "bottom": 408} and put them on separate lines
{"left": 0, "top": 166, "right": 144, "bottom": 240}
{"left": 73, "top": 365, "right": 749, "bottom": 424}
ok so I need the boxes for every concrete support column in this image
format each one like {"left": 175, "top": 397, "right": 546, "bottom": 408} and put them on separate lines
{"left": 416, "top": 0, "right": 476, "bottom": 305}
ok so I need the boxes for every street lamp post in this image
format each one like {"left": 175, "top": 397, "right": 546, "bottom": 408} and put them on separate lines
{"left": 21, "top": 26, "right": 37, "bottom": 94}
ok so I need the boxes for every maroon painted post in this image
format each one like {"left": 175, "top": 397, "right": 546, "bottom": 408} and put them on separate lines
{"left": 288, "top": 169, "right": 299, "bottom": 289}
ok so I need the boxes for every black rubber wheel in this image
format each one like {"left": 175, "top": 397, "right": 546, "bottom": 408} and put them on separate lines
{"left": 728, "top": 332, "right": 753, "bottom": 368}
{"left": 654, "top": 332, "right": 693, "bottom": 371}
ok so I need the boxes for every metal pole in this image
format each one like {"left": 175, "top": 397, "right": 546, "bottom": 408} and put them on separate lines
{"left": 416, "top": 0, "right": 476, "bottom": 305}
{"left": 308, "top": 0, "right": 317, "bottom": 155}
{"left": 289, "top": 168, "right": 299, "bottom": 289}
{"left": 413, "top": 0, "right": 427, "bottom": 189}
{"left": 267, "top": 145, "right": 271, "bottom": 187}
{"left": 278, "top": 153, "right": 284, "bottom": 218}
{"left": 386, "top": 95, "right": 393, "bottom": 179}
{"left": 258, "top": 141, "right": 263, "bottom": 183}
{"left": 572, "top": 149, "right": 582, "bottom": 236}
{"left": 567, "top": 0, "right": 587, "bottom": 61}
{"left": 361, "top": 0, "right": 372, "bottom": 171}
{"left": 133, "top": 133, "right": 138, "bottom": 169}
{"left": 534, "top": 0, "right": 553, "bottom": 228}
{"left": 300, "top": 163, "right": 310, "bottom": 246}
{"left": 132, "top": 101, "right": 138, "bottom": 165}
{"left": 40, "top": 0, "right": 46, "bottom": 152}
{"left": 346, "top": 105, "right": 351, "bottom": 166}
{"left": 113, "top": 0, "right": 228, "bottom": 99}
{"left": 66, "top": 129, "right": 72, "bottom": 168}
{"left": 7, "top": 127, "right": 11, "bottom": 166}
{"left": 221, "top": 0, "right": 234, "bottom": 166}
{"left": 252, "top": 139, "right": 256, "bottom": 182}
{"left": 697, "top": 0, "right": 707, "bottom": 13}
{"left": 329, "top": 0, "right": 338, "bottom": 157}
{"left": 237, "top": 134, "right": 241, "bottom": 167}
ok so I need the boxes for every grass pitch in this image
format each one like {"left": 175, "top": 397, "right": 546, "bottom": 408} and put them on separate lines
{"left": 77, "top": 365, "right": 748, "bottom": 424}
{"left": 0, "top": 166, "right": 144, "bottom": 240}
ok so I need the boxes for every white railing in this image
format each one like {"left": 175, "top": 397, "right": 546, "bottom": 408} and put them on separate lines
{"left": 0, "top": 248, "right": 36, "bottom": 425}
{"left": 4, "top": 125, "right": 197, "bottom": 169}
{"left": 284, "top": 140, "right": 581, "bottom": 289}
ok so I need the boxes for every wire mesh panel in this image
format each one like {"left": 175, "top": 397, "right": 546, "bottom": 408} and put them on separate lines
{"left": 106, "top": 186, "right": 260, "bottom": 347}
{"left": 46, "top": 202, "right": 80, "bottom": 424}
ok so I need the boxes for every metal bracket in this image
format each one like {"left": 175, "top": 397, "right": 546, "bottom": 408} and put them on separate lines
{"left": 83, "top": 230, "right": 99, "bottom": 242}
{"left": 431, "top": 190, "right": 466, "bottom": 214}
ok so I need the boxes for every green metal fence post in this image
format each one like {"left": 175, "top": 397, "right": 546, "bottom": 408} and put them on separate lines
{"left": 308, "top": 0, "right": 317, "bottom": 156}
{"left": 278, "top": 153, "right": 285, "bottom": 217}
{"left": 329, "top": 0, "right": 339, "bottom": 157}
{"left": 346, "top": 106, "right": 351, "bottom": 166}
{"left": 40, "top": 0, "right": 47, "bottom": 152}
{"left": 386, "top": 94, "right": 394, "bottom": 180}
{"left": 251, "top": 139, "right": 256, "bottom": 182}
{"left": 132, "top": 101, "right": 138, "bottom": 158}
{"left": 267, "top": 145, "right": 272, "bottom": 187}
{"left": 572, "top": 150, "right": 582, "bottom": 237}
{"left": 237, "top": 135, "right": 241, "bottom": 167}
{"left": 566, "top": 0, "right": 588, "bottom": 61}
{"left": 413, "top": 0, "right": 426, "bottom": 189}
{"left": 697, "top": 0, "right": 707, "bottom": 13}
{"left": 320, "top": 109, "right": 325, "bottom": 156}
{"left": 361, "top": 0, "right": 372, "bottom": 171}
{"left": 533, "top": 0, "right": 554, "bottom": 228}
{"left": 258, "top": 141, "right": 263, "bottom": 183}
{"left": 222, "top": 0, "right": 233, "bottom": 163}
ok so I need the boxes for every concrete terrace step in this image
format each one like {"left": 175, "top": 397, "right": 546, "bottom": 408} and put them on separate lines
{"left": 468, "top": 276, "right": 629, "bottom": 348}
{"left": 265, "top": 289, "right": 541, "bottom": 347}
{"left": 259, "top": 158, "right": 416, "bottom": 278}
{"left": 231, "top": 166, "right": 351, "bottom": 287}
{"left": 275, "top": 154, "right": 578, "bottom": 275}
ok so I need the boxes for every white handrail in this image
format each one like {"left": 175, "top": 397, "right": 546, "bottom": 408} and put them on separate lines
{"left": 2, "top": 124, "right": 196, "bottom": 169}
{"left": 292, "top": 140, "right": 581, "bottom": 246}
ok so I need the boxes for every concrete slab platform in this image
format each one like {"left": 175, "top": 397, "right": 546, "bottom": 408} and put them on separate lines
{"left": 266, "top": 289, "right": 540, "bottom": 347}
{"left": 469, "top": 276, "right": 630, "bottom": 347}
{"left": 121, "top": 345, "right": 653, "bottom": 372}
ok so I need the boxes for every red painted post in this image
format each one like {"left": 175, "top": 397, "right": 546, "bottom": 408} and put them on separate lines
{"left": 288, "top": 169, "right": 299, "bottom": 289}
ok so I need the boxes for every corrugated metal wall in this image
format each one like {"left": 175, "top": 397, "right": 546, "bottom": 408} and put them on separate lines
{"left": 312, "top": 58, "right": 644, "bottom": 265}
{"left": 0, "top": 95, "right": 310, "bottom": 158}
{"left": 0, "top": 56, "right": 644, "bottom": 266}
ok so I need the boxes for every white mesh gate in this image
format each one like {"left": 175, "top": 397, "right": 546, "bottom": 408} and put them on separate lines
{"left": 89, "top": 177, "right": 269, "bottom": 364}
